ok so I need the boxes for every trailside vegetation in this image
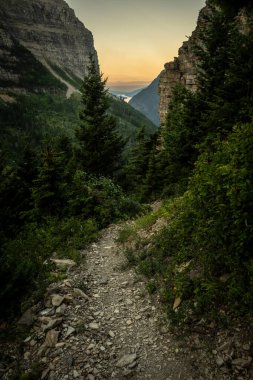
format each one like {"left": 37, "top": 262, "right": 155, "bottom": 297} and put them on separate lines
{"left": 0, "top": 60, "right": 145, "bottom": 318}
{"left": 122, "top": 0, "right": 253, "bottom": 322}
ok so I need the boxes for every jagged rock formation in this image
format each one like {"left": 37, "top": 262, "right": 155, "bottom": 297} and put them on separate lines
{"left": 129, "top": 75, "right": 161, "bottom": 126}
{"left": 159, "top": 5, "right": 209, "bottom": 124}
{"left": 0, "top": 0, "right": 98, "bottom": 96}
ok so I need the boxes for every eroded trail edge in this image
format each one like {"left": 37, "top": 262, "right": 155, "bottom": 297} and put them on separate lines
{"left": 2, "top": 224, "right": 202, "bottom": 380}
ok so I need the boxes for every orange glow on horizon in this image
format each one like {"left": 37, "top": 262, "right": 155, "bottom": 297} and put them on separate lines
{"left": 65, "top": 0, "right": 206, "bottom": 84}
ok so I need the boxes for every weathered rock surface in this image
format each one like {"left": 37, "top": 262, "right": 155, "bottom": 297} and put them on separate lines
{"left": 0, "top": 0, "right": 98, "bottom": 95}
{"left": 159, "top": 5, "right": 210, "bottom": 124}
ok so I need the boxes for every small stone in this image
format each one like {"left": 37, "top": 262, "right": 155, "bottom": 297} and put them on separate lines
{"left": 216, "top": 356, "right": 224, "bottom": 367}
{"left": 41, "top": 368, "right": 50, "bottom": 380}
{"left": 40, "top": 308, "right": 54, "bottom": 317}
{"left": 126, "top": 320, "right": 132, "bottom": 325}
{"left": 43, "top": 318, "right": 63, "bottom": 332}
{"left": 88, "top": 375, "right": 95, "bottom": 380}
{"left": 109, "top": 330, "right": 115, "bottom": 338}
{"left": 73, "top": 370, "right": 79, "bottom": 378}
{"left": 116, "top": 353, "right": 137, "bottom": 368}
{"left": 99, "top": 277, "right": 109, "bottom": 285}
{"left": 243, "top": 344, "right": 250, "bottom": 351}
{"left": 128, "top": 361, "right": 137, "bottom": 369}
{"left": 18, "top": 309, "right": 34, "bottom": 326}
{"left": 45, "top": 330, "right": 59, "bottom": 348}
{"left": 89, "top": 322, "right": 99, "bottom": 330}
{"left": 114, "top": 309, "right": 120, "bottom": 314}
{"left": 64, "top": 294, "right": 73, "bottom": 303}
{"left": 73, "top": 288, "right": 89, "bottom": 300}
{"left": 51, "top": 295, "right": 64, "bottom": 307}
{"left": 63, "top": 280, "right": 72, "bottom": 288}
{"left": 66, "top": 326, "right": 75, "bottom": 338}
{"left": 56, "top": 304, "right": 66, "bottom": 316}
{"left": 93, "top": 368, "right": 99, "bottom": 375}
{"left": 232, "top": 357, "right": 252, "bottom": 368}
{"left": 55, "top": 342, "right": 65, "bottom": 348}
{"left": 24, "top": 351, "right": 30, "bottom": 360}
{"left": 160, "top": 326, "right": 169, "bottom": 334}
{"left": 50, "top": 258, "right": 76, "bottom": 269}
{"left": 219, "top": 341, "right": 230, "bottom": 352}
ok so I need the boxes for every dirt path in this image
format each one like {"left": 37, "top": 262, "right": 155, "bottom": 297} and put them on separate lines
{"left": 81, "top": 225, "right": 195, "bottom": 380}
{"left": 4, "top": 223, "right": 253, "bottom": 379}
{"left": 1, "top": 225, "right": 203, "bottom": 379}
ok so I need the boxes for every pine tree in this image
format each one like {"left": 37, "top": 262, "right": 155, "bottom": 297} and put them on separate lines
{"left": 32, "top": 144, "right": 66, "bottom": 217}
{"left": 76, "top": 57, "right": 124, "bottom": 177}
{"left": 124, "top": 126, "right": 152, "bottom": 195}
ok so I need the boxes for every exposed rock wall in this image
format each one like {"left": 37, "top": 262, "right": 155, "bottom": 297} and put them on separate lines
{"left": 159, "top": 5, "right": 209, "bottom": 124}
{"left": 0, "top": 0, "right": 98, "bottom": 94}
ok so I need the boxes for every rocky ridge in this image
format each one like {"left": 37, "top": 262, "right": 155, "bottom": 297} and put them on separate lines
{"left": 158, "top": 4, "right": 210, "bottom": 124}
{"left": 0, "top": 0, "right": 98, "bottom": 96}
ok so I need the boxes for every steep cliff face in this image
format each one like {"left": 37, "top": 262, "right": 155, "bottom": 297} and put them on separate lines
{"left": 0, "top": 0, "right": 98, "bottom": 95}
{"left": 159, "top": 5, "right": 209, "bottom": 124}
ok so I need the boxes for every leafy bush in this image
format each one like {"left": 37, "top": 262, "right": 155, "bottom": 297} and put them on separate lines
{"left": 0, "top": 216, "right": 99, "bottom": 318}
{"left": 67, "top": 171, "right": 144, "bottom": 227}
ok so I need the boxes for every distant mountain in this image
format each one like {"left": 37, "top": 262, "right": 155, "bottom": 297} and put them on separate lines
{"left": 129, "top": 75, "right": 160, "bottom": 126}
{"left": 109, "top": 96, "right": 158, "bottom": 153}
{"left": 109, "top": 88, "right": 145, "bottom": 97}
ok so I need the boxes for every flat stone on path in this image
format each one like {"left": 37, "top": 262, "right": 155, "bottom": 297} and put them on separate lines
{"left": 89, "top": 322, "right": 99, "bottom": 330}
{"left": 51, "top": 294, "right": 64, "bottom": 307}
{"left": 116, "top": 353, "right": 137, "bottom": 368}
{"left": 45, "top": 330, "right": 59, "bottom": 348}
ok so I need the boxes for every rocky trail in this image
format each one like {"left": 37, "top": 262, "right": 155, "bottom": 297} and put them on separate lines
{"left": 1, "top": 224, "right": 253, "bottom": 379}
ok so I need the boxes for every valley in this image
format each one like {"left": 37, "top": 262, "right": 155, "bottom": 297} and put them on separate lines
{"left": 1, "top": 0, "right": 253, "bottom": 379}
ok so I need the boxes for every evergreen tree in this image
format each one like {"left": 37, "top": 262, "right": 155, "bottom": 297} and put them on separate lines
{"left": 124, "top": 126, "right": 152, "bottom": 195}
{"left": 32, "top": 144, "right": 66, "bottom": 217}
{"left": 76, "top": 57, "right": 124, "bottom": 177}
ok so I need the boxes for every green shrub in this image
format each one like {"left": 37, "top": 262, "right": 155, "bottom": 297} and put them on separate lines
{"left": 0, "top": 216, "right": 99, "bottom": 318}
{"left": 127, "top": 123, "right": 253, "bottom": 322}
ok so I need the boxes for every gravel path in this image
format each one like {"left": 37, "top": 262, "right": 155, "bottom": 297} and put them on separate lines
{"left": 80, "top": 224, "right": 195, "bottom": 380}
{"left": 2, "top": 223, "right": 253, "bottom": 379}
{"left": 1, "top": 224, "right": 214, "bottom": 379}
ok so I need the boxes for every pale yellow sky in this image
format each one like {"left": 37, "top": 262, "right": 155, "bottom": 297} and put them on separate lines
{"left": 65, "top": 0, "right": 206, "bottom": 85}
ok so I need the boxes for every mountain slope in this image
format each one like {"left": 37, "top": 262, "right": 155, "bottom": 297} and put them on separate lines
{"left": 129, "top": 75, "right": 160, "bottom": 126}
{"left": 0, "top": 0, "right": 98, "bottom": 96}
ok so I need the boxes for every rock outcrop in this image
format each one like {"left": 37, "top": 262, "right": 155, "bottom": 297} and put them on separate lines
{"left": 0, "top": 0, "right": 98, "bottom": 96}
{"left": 159, "top": 5, "right": 209, "bottom": 124}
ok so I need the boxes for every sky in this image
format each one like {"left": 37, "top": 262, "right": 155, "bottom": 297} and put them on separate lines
{"left": 65, "top": 0, "right": 206, "bottom": 88}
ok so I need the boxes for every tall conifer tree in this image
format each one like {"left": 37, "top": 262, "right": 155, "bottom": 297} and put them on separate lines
{"left": 77, "top": 57, "right": 124, "bottom": 177}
